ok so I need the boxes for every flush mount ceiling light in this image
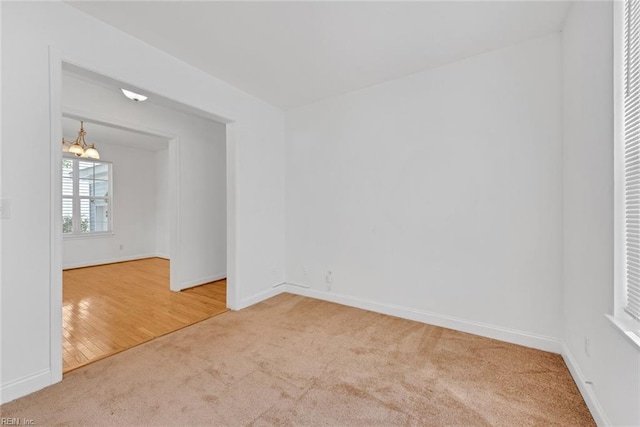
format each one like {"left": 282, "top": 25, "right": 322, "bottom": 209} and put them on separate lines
{"left": 121, "top": 88, "right": 148, "bottom": 102}
{"left": 62, "top": 121, "right": 100, "bottom": 159}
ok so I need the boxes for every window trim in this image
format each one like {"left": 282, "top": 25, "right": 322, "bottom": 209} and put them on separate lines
{"left": 62, "top": 154, "right": 114, "bottom": 238}
{"left": 612, "top": 0, "right": 640, "bottom": 350}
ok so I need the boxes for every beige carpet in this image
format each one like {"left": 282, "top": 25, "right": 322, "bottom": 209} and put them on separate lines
{"left": 1, "top": 293, "right": 593, "bottom": 426}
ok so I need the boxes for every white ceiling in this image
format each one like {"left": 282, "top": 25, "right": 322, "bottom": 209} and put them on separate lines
{"left": 68, "top": 1, "right": 570, "bottom": 110}
{"left": 63, "top": 117, "right": 169, "bottom": 152}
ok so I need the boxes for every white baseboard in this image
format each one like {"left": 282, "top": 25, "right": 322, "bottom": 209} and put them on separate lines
{"left": 63, "top": 253, "right": 157, "bottom": 270}
{"left": 236, "top": 282, "right": 286, "bottom": 310}
{"left": 561, "top": 343, "right": 610, "bottom": 426}
{"left": 155, "top": 253, "right": 170, "bottom": 260}
{"left": 1, "top": 369, "right": 52, "bottom": 405}
{"left": 283, "top": 285, "right": 562, "bottom": 353}
{"left": 177, "top": 272, "right": 226, "bottom": 291}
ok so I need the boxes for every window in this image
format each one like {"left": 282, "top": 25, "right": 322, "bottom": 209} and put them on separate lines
{"left": 623, "top": 0, "right": 640, "bottom": 321}
{"left": 62, "top": 157, "right": 112, "bottom": 236}
{"left": 613, "top": 0, "right": 640, "bottom": 347}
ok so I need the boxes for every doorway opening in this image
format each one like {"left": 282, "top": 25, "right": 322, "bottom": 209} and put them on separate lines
{"left": 53, "top": 61, "right": 235, "bottom": 374}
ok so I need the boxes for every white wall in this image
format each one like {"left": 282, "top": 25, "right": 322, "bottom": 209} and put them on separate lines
{"left": 0, "top": 1, "right": 285, "bottom": 403}
{"left": 285, "top": 34, "right": 563, "bottom": 351}
{"left": 62, "top": 141, "right": 162, "bottom": 269}
{"left": 562, "top": 2, "right": 640, "bottom": 425}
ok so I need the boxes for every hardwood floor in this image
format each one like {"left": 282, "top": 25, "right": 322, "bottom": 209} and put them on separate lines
{"left": 62, "top": 257, "right": 227, "bottom": 373}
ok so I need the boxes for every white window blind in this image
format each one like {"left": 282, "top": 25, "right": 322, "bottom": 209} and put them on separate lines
{"left": 624, "top": 0, "right": 640, "bottom": 320}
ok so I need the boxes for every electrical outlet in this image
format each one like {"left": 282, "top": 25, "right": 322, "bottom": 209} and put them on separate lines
{"left": 119, "top": 244, "right": 124, "bottom": 251}
{"left": 326, "top": 271, "right": 333, "bottom": 291}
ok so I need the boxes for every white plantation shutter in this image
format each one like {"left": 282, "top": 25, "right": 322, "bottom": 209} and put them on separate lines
{"left": 624, "top": 0, "right": 640, "bottom": 320}
{"left": 62, "top": 157, "right": 112, "bottom": 235}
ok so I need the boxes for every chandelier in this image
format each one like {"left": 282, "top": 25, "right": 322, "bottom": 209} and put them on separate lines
{"left": 62, "top": 121, "right": 100, "bottom": 159}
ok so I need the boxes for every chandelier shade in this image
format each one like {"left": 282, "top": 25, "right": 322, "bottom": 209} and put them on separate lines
{"left": 62, "top": 121, "right": 100, "bottom": 159}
